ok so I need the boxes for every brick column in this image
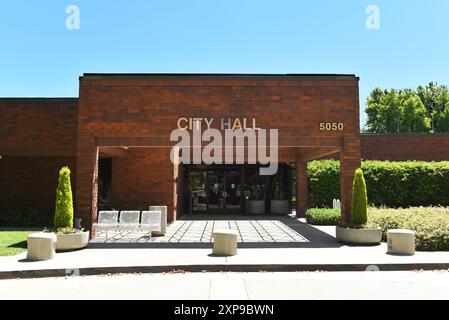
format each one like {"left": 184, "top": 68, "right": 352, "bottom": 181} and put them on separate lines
{"left": 340, "top": 136, "right": 361, "bottom": 224}
{"left": 75, "top": 143, "right": 99, "bottom": 232}
{"left": 296, "top": 160, "right": 308, "bottom": 217}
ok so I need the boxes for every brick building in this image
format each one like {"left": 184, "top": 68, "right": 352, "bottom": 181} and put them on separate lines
{"left": 1, "top": 74, "right": 449, "bottom": 230}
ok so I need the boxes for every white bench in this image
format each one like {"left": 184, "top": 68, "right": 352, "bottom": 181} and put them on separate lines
{"left": 93, "top": 210, "right": 119, "bottom": 239}
{"left": 93, "top": 210, "right": 162, "bottom": 239}
{"left": 140, "top": 210, "right": 162, "bottom": 239}
{"left": 118, "top": 211, "right": 141, "bottom": 231}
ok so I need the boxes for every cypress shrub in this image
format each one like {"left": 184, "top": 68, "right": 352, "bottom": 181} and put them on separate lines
{"left": 351, "top": 169, "right": 368, "bottom": 225}
{"left": 308, "top": 160, "right": 449, "bottom": 208}
{"left": 54, "top": 166, "right": 74, "bottom": 229}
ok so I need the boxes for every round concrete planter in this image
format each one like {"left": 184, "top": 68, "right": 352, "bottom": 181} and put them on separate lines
{"left": 270, "top": 200, "right": 289, "bottom": 215}
{"left": 56, "top": 231, "right": 90, "bottom": 251}
{"left": 246, "top": 200, "right": 265, "bottom": 215}
{"left": 335, "top": 226, "right": 382, "bottom": 245}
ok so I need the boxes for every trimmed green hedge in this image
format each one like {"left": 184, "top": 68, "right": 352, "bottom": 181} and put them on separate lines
{"left": 308, "top": 160, "right": 449, "bottom": 208}
{"left": 368, "top": 207, "right": 449, "bottom": 251}
{"left": 0, "top": 207, "right": 52, "bottom": 227}
{"left": 305, "top": 208, "right": 341, "bottom": 225}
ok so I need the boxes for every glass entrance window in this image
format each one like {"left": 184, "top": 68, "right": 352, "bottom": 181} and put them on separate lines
{"left": 184, "top": 164, "right": 291, "bottom": 214}
{"left": 206, "top": 170, "right": 225, "bottom": 209}
{"left": 205, "top": 168, "right": 241, "bottom": 211}
{"left": 188, "top": 169, "right": 207, "bottom": 212}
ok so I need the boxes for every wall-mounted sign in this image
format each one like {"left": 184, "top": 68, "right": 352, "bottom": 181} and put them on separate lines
{"left": 177, "top": 117, "right": 261, "bottom": 131}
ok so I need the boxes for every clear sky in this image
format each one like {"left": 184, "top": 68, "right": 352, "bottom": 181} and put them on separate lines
{"left": 1, "top": 0, "right": 448, "bottom": 127}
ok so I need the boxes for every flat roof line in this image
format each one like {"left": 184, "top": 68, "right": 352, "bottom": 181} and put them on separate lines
{"left": 0, "top": 97, "right": 78, "bottom": 101}
{"left": 81, "top": 73, "right": 359, "bottom": 80}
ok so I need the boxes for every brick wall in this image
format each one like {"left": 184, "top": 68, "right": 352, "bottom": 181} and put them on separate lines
{"left": 0, "top": 157, "right": 76, "bottom": 222}
{"left": 0, "top": 99, "right": 78, "bottom": 222}
{"left": 0, "top": 98, "right": 78, "bottom": 155}
{"left": 110, "top": 148, "right": 175, "bottom": 214}
{"left": 361, "top": 134, "right": 449, "bottom": 161}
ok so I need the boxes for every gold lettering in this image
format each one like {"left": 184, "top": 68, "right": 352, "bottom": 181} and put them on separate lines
{"left": 204, "top": 118, "right": 214, "bottom": 129}
{"left": 221, "top": 117, "right": 231, "bottom": 130}
{"left": 177, "top": 117, "right": 189, "bottom": 130}
{"left": 192, "top": 118, "right": 203, "bottom": 130}
{"left": 232, "top": 118, "right": 242, "bottom": 130}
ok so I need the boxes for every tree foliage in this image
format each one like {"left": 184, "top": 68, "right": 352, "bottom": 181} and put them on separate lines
{"left": 365, "top": 82, "right": 449, "bottom": 133}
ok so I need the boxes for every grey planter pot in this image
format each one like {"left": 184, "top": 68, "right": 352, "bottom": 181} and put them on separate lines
{"left": 246, "top": 200, "right": 265, "bottom": 215}
{"left": 271, "top": 200, "right": 289, "bottom": 215}
{"left": 56, "top": 231, "right": 90, "bottom": 251}
{"left": 335, "top": 226, "right": 382, "bottom": 245}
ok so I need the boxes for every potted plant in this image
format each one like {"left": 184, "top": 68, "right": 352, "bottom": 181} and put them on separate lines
{"left": 271, "top": 182, "right": 289, "bottom": 214}
{"left": 246, "top": 184, "right": 265, "bottom": 215}
{"left": 336, "top": 168, "right": 382, "bottom": 245}
{"left": 53, "top": 166, "right": 89, "bottom": 251}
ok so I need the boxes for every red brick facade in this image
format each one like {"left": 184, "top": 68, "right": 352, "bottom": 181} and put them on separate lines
{"left": 6, "top": 75, "right": 447, "bottom": 230}
{"left": 361, "top": 134, "right": 449, "bottom": 161}
{"left": 74, "top": 74, "right": 360, "bottom": 228}
{"left": 0, "top": 99, "right": 78, "bottom": 220}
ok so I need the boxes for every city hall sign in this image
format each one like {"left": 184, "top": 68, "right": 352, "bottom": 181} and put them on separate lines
{"left": 176, "top": 117, "right": 262, "bottom": 131}
{"left": 171, "top": 117, "right": 278, "bottom": 175}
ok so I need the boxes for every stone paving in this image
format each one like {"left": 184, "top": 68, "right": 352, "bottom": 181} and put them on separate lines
{"left": 91, "top": 218, "right": 309, "bottom": 244}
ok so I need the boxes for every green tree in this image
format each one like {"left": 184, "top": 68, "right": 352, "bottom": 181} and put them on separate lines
{"left": 416, "top": 82, "right": 449, "bottom": 132}
{"left": 399, "top": 93, "right": 431, "bottom": 133}
{"left": 365, "top": 88, "right": 404, "bottom": 133}
{"left": 351, "top": 168, "right": 368, "bottom": 226}
{"left": 54, "top": 166, "right": 74, "bottom": 229}
{"left": 434, "top": 101, "right": 449, "bottom": 131}
{"left": 365, "top": 84, "right": 442, "bottom": 133}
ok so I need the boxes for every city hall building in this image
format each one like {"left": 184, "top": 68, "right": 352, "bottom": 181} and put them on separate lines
{"left": 2, "top": 73, "right": 449, "bottom": 230}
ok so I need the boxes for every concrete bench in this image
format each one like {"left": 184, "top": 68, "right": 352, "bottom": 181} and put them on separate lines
{"left": 387, "top": 229, "right": 415, "bottom": 255}
{"left": 27, "top": 233, "right": 57, "bottom": 261}
{"left": 212, "top": 229, "right": 238, "bottom": 256}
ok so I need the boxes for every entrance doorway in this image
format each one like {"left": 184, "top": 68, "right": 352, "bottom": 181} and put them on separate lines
{"left": 206, "top": 167, "right": 242, "bottom": 213}
{"left": 186, "top": 165, "right": 243, "bottom": 214}
{"left": 183, "top": 164, "right": 293, "bottom": 215}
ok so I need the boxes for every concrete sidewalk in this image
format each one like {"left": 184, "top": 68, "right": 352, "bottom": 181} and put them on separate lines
{"left": 1, "top": 271, "right": 449, "bottom": 300}
{"left": 1, "top": 225, "right": 449, "bottom": 279}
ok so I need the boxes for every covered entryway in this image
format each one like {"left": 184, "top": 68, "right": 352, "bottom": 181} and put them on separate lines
{"left": 75, "top": 74, "right": 362, "bottom": 231}
{"left": 183, "top": 164, "right": 292, "bottom": 215}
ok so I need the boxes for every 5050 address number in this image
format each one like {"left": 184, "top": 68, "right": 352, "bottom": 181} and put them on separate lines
{"left": 319, "top": 122, "right": 344, "bottom": 131}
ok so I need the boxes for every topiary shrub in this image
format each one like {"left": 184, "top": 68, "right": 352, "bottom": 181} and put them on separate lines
{"left": 54, "top": 166, "right": 74, "bottom": 229}
{"left": 351, "top": 168, "right": 368, "bottom": 225}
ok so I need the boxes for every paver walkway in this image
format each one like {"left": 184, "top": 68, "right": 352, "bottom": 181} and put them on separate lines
{"left": 91, "top": 217, "right": 309, "bottom": 244}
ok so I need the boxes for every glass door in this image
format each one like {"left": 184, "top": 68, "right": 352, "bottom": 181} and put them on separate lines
{"left": 206, "top": 167, "right": 242, "bottom": 212}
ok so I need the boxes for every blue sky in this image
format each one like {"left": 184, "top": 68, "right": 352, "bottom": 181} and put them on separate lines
{"left": 1, "top": 0, "right": 448, "bottom": 127}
